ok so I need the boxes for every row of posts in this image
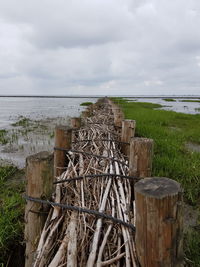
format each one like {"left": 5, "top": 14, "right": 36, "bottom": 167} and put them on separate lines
{"left": 25, "top": 100, "right": 183, "bottom": 267}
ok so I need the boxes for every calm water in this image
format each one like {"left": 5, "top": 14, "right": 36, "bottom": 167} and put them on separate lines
{"left": 0, "top": 97, "right": 98, "bottom": 129}
{"left": 0, "top": 97, "right": 98, "bottom": 167}
{"left": 128, "top": 98, "right": 200, "bottom": 114}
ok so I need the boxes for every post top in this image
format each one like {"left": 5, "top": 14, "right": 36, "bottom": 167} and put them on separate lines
{"left": 135, "top": 177, "right": 182, "bottom": 199}
{"left": 55, "top": 125, "right": 72, "bottom": 131}
{"left": 26, "top": 151, "right": 53, "bottom": 163}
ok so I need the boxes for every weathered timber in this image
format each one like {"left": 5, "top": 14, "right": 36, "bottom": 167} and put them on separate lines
{"left": 121, "top": 119, "right": 136, "bottom": 156}
{"left": 71, "top": 117, "right": 81, "bottom": 129}
{"left": 129, "top": 137, "right": 153, "bottom": 177}
{"left": 25, "top": 151, "right": 54, "bottom": 267}
{"left": 82, "top": 110, "right": 90, "bottom": 118}
{"left": 135, "top": 177, "right": 183, "bottom": 267}
{"left": 113, "top": 108, "right": 124, "bottom": 128}
{"left": 54, "top": 126, "right": 72, "bottom": 177}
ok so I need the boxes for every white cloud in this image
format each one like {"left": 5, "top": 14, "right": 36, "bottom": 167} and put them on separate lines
{"left": 0, "top": 0, "right": 200, "bottom": 95}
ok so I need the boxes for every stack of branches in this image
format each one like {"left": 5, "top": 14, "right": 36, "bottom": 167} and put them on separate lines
{"left": 33, "top": 100, "right": 138, "bottom": 267}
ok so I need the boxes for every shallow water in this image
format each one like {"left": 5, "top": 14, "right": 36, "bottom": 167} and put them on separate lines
{"left": 127, "top": 98, "right": 200, "bottom": 114}
{"left": 0, "top": 97, "right": 98, "bottom": 129}
{"left": 0, "top": 97, "right": 98, "bottom": 167}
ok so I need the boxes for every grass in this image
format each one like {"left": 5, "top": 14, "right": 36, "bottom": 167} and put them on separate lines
{"left": 112, "top": 97, "right": 200, "bottom": 266}
{"left": 80, "top": 102, "right": 93, "bottom": 106}
{"left": 12, "top": 116, "right": 31, "bottom": 127}
{"left": 163, "top": 98, "right": 176, "bottom": 102}
{"left": 0, "top": 165, "right": 25, "bottom": 265}
{"left": 181, "top": 100, "right": 200, "bottom": 103}
{"left": 0, "top": 130, "right": 9, "bottom": 145}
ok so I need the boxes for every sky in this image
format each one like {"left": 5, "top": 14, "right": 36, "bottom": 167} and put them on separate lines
{"left": 0, "top": 0, "right": 200, "bottom": 96}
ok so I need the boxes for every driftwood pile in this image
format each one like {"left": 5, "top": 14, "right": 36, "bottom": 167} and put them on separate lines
{"left": 33, "top": 99, "right": 138, "bottom": 266}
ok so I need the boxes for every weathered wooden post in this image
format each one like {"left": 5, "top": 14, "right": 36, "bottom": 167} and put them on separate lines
{"left": 71, "top": 117, "right": 81, "bottom": 129}
{"left": 25, "top": 151, "right": 54, "bottom": 267}
{"left": 113, "top": 108, "right": 124, "bottom": 128}
{"left": 135, "top": 177, "right": 183, "bottom": 267}
{"left": 121, "top": 119, "right": 136, "bottom": 156}
{"left": 129, "top": 137, "right": 154, "bottom": 177}
{"left": 82, "top": 110, "right": 90, "bottom": 118}
{"left": 87, "top": 104, "right": 93, "bottom": 116}
{"left": 54, "top": 126, "right": 72, "bottom": 177}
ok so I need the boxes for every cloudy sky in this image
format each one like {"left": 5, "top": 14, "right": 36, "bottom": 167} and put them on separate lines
{"left": 0, "top": 0, "right": 200, "bottom": 96}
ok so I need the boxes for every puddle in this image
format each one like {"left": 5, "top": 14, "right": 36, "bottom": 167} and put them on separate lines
{"left": 185, "top": 142, "right": 200, "bottom": 153}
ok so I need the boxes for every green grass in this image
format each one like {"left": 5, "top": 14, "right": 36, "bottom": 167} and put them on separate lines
{"left": 163, "top": 98, "right": 176, "bottom": 102}
{"left": 80, "top": 102, "right": 93, "bottom": 106}
{"left": 181, "top": 100, "right": 200, "bottom": 103}
{"left": 0, "top": 165, "right": 25, "bottom": 265}
{"left": 0, "top": 130, "right": 9, "bottom": 145}
{"left": 12, "top": 116, "right": 31, "bottom": 127}
{"left": 112, "top": 97, "right": 200, "bottom": 266}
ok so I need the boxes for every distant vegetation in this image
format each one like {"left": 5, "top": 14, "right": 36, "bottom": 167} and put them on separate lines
{"left": 163, "top": 98, "right": 176, "bottom": 102}
{"left": 181, "top": 100, "right": 200, "bottom": 103}
{"left": 112, "top": 97, "right": 200, "bottom": 266}
{"left": 80, "top": 102, "right": 93, "bottom": 106}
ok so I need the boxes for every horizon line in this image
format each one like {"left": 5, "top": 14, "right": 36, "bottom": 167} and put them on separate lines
{"left": 0, "top": 94, "right": 200, "bottom": 99}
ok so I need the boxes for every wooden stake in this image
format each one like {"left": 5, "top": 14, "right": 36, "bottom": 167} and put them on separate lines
{"left": 71, "top": 117, "right": 81, "bottom": 129}
{"left": 129, "top": 137, "right": 153, "bottom": 178}
{"left": 135, "top": 177, "right": 183, "bottom": 267}
{"left": 113, "top": 108, "right": 124, "bottom": 128}
{"left": 25, "top": 151, "right": 54, "bottom": 267}
{"left": 54, "top": 126, "right": 72, "bottom": 177}
{"left": 82, "top": 110, "right": 90, "bottom": 118}
{"left": 121, "top": 120, "right": 136, "bottom": 156}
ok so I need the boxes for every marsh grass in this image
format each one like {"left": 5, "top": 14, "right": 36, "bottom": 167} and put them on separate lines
{"left": 0, "top": 130, "right": 9, "bottom": 145}
{"left": 112, "top": 98, "right": 200, "bottom": 266}
{"left": 163, "top": 98, "right": 176, "bottom": 102}
{"left": 181, "top": 100, "right": 200, "bottom": 103}
{"left": 12, "top": 116, "right": 31, "bottom": 127}
{"left": 80, "top": 102, "right": 93, "bottom": 106}
{"left": 0, "top": 165, "right": 25, "bottom": 265}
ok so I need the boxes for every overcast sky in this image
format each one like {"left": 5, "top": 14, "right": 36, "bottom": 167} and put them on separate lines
{"left": 0, "top": 0, "right": 200, "bottom": 96}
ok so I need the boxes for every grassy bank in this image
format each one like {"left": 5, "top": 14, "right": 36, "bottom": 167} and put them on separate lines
{"left": 80, "top": 102, "right": 93, "bottom": 106}
{"left": 112, "top": 98, "right": 200, "bottom": 266}
{"left": 0, "top": 165, "right": 25, "bottom": 265}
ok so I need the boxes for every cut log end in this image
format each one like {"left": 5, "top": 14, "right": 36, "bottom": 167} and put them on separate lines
{"left": 135, "top": 177, "right": 182, "bottom": 199}
{"left": 26, "top": 151, "right": 53, "bottom": 163}
{"left": 135, "top": 177, "right": 183, "bottom": 267}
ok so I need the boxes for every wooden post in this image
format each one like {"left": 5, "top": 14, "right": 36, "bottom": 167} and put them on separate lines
{"left": 129, "top": 137, "right": 153, "bottom": 178}
{"left": 54, "top": 126, "right": 72, "bottom": 177}
{"left": 82, "top": 110, "right": 90, "bottom": 118}
{"left": 25, "top": 151, "right": 54, "bottom": 267}
{"left": 71, "top": 117, "right": 81, "bottom": 129}
{"left": 121, "top": 119, "right": 136, "bottom": 156}
{"left": 135, "top": 177, "right": 183, "bottom": 267}
{"left": 113, "top": 108, "right": 124, "bottom": 128}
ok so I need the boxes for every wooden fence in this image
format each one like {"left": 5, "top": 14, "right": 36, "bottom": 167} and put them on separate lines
{"left": 24, "top": 98, "right": 184, "bottom": 267}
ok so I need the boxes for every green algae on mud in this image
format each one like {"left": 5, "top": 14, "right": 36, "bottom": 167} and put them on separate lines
{"left": 112, "top": 97, "right": 200, "bottom": 266}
